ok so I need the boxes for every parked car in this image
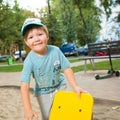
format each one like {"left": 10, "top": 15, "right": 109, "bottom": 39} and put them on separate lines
{"left": 77, "top": 44, "right": 89, "bottom": 56}
{"left": 77, "top": 38, "right": 105, "bottom": 56}
{"left": 60, "top": 43, "right": 79, "bottom": 56}
{"left": 13, "top": 50, "right": 26, "bottom": 61}
{"left": 0, "top": 55, "right": 10, "bottom": 62}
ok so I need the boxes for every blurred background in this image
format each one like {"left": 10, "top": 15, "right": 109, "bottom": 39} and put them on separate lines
{"left": 0, "top": 0, "right": 120, "bottom": 61}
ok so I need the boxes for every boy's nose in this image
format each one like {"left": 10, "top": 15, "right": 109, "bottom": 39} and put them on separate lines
{"left": 34, "top": 36, "right": 40, "bottom": 41}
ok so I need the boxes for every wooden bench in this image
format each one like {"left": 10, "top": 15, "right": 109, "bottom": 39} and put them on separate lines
{"left": 80, "top": 40, "right": 120, "bottom": 72}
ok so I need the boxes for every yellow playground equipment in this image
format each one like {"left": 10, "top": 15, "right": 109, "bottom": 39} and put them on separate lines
{"left": 49, "top": 91, "right": 94, "bottom": 120}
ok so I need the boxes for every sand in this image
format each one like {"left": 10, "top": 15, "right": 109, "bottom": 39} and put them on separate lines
{"left": 0, "top": 87, "right": 41, "bottom": 120}
{"left": 0, "top": 86, "right": 120, "bottom": 120}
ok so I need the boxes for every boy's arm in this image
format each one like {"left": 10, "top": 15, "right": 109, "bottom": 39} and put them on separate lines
{"left": 20, "top": 82, "right": 38, "bottom": 120}
{"left": 63, "top": 67, "right": 88, "bottom": 97}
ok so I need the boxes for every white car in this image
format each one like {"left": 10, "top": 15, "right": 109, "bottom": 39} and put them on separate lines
{"left": 13, "top": 50, "right": 26, "bottom": 60}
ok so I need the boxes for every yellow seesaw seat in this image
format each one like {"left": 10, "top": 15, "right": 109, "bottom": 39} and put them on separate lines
{"left": 49, "top": 91, "right": 94, "bottom": 120}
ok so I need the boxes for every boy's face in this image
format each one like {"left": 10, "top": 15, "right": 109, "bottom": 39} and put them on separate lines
{"left": 25, "top": 27, "right": 49, "bottom": 55}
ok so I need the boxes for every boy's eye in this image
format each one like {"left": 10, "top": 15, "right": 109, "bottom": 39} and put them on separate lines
{"left": 39, "top": 33, "right": 43, "bottom": 36}
{"left": 28, "top": 36, "right": 33, "bottom": 39}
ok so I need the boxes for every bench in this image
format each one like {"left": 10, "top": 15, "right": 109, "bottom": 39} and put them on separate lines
{"left": 80, "top": 40, "right": 120, "bottom": 72}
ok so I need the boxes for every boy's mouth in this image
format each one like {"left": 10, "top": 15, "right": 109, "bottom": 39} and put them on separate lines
{"left": 34, "top": 42, "right": 42, "bottom": 46}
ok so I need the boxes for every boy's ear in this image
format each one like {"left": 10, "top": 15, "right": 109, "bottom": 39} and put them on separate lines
{"left": 24, "top": 39, "right": 29, "bottom": 46}
{"left": 47, "top": 35, "right": 49, "bottom": 41}
{"left": 47, "top": 36, "right": 49, "bottom": 41}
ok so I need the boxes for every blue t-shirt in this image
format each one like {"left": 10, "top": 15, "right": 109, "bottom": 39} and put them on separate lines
{"left": 21, "top": 45, "right": 70, "bottom": 94}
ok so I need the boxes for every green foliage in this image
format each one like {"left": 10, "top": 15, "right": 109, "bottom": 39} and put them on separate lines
{"left": 45, "top": 14, "right": 63, "bottom": 46}
{"left": 1, "top": 0, "right": 119, "bottom": 55}
{"left": 57, "top": 0, "right": 78, "bottom": 42}
{"left": 40, "top": 0, "right": 101, "bottom": 46}
{"left": 100, "top": 0, "right": 120, "bottom": 21}
{"left": 0, "top": 0, "right": 35, "bottom": 55}
{"left": 72, "top": 0, "right": 101, "bottom": 45}
{"left": 100, "top": 0, "right": 112, "bottom": 19}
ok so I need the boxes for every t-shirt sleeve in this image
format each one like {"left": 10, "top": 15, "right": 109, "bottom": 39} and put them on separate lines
{"left": 21, "top": 56, "right": 32, "bottom": 83}
{"left": 57, "top": 47, "right": 70, "bottom": 70}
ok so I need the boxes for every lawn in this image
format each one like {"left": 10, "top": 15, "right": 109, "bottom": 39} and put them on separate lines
{"left": 0, "top": 64, "right": 23, "bottom": 72}
{"left": 0, "top": 58, "right": 120, "bottom": 72}
{"left": 72, "top": 58, "right": 120, "bottom": 72}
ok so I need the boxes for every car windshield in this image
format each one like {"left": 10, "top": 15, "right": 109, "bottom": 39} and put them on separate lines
{"left": 84, "top": 44, "right": 88, "bottom": 48}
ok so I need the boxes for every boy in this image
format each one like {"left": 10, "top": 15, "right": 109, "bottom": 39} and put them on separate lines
{"left": 20, "top": 18, "right": 87, "bottom": 120}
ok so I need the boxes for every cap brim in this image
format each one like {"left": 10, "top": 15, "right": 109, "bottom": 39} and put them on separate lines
{"left": 21, "top": 22, "right": 44, "bottom": 36}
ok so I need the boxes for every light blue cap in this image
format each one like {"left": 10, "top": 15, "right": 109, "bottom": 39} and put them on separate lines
{"left": 21, "top": 18, "right": 44, "bottom": 36}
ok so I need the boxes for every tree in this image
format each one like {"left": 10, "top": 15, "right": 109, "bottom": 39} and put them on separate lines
{"left": 0, "top": 0, "right": 103, "bottom": 55}
{"left": 71, "top": 0, "right": 101, "bottom": 45}
{"left": 100, "top": 0, "right": 120, "bottom": 22}
{"left": 46, "top": 0, "right": 101, "bottom": 46}
{"left": 0, "top": 1, "right": 14, "bottom": 54}
{"left": 99, "top": 0, "right": 120, "bottom": 40}
{"left": 39, "top": 0, "right": 63, "bottom": 46}
{"left": 0, "top": 0, "right": 35, "bottom": 55}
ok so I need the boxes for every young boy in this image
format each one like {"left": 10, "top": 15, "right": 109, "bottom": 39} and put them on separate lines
{"left": 20, "top": 18, "right": 87, "bottom": 120}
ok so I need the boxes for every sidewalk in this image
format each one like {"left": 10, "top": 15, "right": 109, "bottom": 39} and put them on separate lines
{"left": 0, "top": 70, "right": 120, "bottom": 102}
{"left": 75, "top": 70, "right": 120, "bottom": 102}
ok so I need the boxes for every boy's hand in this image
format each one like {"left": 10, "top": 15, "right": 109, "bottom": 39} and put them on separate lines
{"left": 24, "top": 110, "right": 38, "bottom": 120}
{"left": 33, "top": 111, "right": 38, "bottom": 120}
{"left": 74, "top": 86, "right": 88, "bottom": 98}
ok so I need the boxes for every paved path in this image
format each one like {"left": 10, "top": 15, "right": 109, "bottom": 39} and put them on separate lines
{"left": 75, "top": 70, "right": 120, "bottom": 102}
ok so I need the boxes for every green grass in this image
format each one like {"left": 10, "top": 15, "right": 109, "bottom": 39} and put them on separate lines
{"left": 0, "top": 58, "right": 120, "bottom": 72}
{"left": 0, "top": 65, "right": 23, "bottom": 72}
{"left": 72, "top": 59, "right": 120, "bottom": 72}
{"left": 69, "top": 58, "right": 80, "bottom": 63}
